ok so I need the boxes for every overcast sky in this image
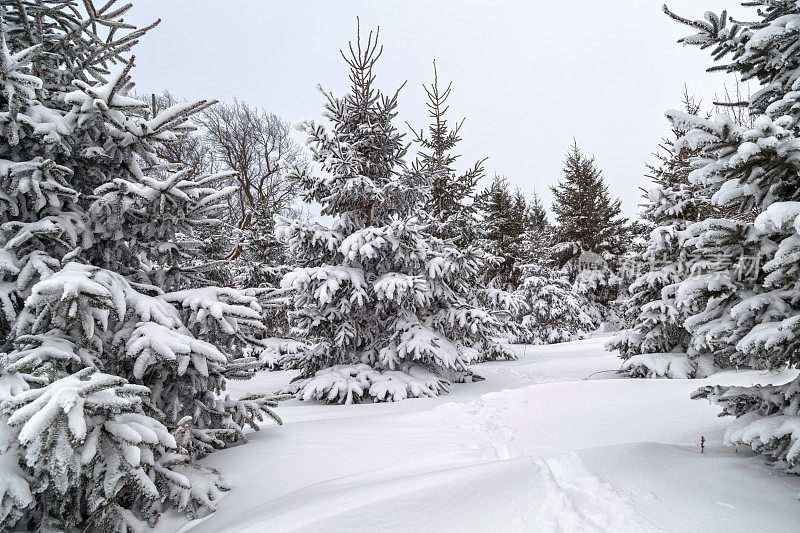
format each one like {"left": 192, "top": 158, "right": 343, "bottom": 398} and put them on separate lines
{"left": 128, "top": 1, "right": 750, "bottom": 219}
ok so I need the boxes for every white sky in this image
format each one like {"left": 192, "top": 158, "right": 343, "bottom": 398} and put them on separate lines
{"left": 128, "top": 1, "right": 750, "bottom": 219}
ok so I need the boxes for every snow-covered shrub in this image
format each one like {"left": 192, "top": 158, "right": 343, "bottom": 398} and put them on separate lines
{"left": 622, "top": 353, "right": 716, "bottom": 379}
{"left": 289, "top": 363, "right": 449, "bottom": 404}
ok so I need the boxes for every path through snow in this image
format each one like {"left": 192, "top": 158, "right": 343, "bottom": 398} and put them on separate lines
{"left": 160, "top": 337, "right": 800, "bottom": 532}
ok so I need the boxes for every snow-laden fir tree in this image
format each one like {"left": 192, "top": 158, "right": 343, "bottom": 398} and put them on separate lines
{"left": 277, "top": 21, "right": 518, "bottom": 404}
{"left": 409, "top": 61, "right": 484, "bottom": 246}
{"left": 407, "top": 62, "right": 521, "bottom": 360}
{"left": 0, "top": 3, "right": 282, "bottom": 530}
{"left": 476, "top": 175, "right": 528, "bottom": 290}
{"left": 513, "top": 194, "right": 600, "bottom": 344}
{"left": 663, "top": 1, "right": 800, "bottom": 474}
{"left": 550, "top": 141, "right": 627, "bottom": 323}
{"left": 550, "top": 141, "right": 627, "bottom": 266}
{"left": 519, "top": 191, "right": 554, "bottom": 267}
{"left": 608, "top": 91, "right": 718, "bottom": 378}
{"left": 572, "top": 260, "right": 624, "bottom": 325}
{"left": 515, "top": 265, "right": 600, "bottom": 345}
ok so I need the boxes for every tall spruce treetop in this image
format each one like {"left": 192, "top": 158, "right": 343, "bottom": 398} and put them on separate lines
{"left": 662, "top": 1, "right": 800, "bottom": 474}
{"left": 551, "top": 141, "right": 626, "bottom": 264}
{"left": 0, "top": 2, "right": 281, "bottom": 530}
{"left": 291, "top": 22, "right": 411, "bottom": 229}
{"left": 643, "top": 91, "right": 714, "bottom": 228}
{"left": 278, "top": 21, "right": 516, "bottom": 404}
{"left": 409, "top": 61, "right": 483, "bottom": 245}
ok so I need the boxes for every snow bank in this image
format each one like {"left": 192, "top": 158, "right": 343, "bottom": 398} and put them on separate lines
{"left": 159, "top": 338, "right": 800, "bottom": 533}
{"left": 233, "top": 455, "right": 653, "bottom": 533}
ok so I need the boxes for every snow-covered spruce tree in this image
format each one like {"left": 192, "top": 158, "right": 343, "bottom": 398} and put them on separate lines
{"left": 519, "top": 191, "right": 554, "bottom": 267}
{"left": 277, "top": 22, "right": 516, "bottom": 404}
{"left": 476, "top": 175, "right": 528, "bottom": 290}
{"left": 408, "top": 62, "right": 521, "bottom": 359}
{"left": 572, "top": 260, "right": 624, "bottom": 326}
{"left": 0, "top": 3, "right": 281, "bottom": 530}
{"left": 513, "top": 194, "right": 599, "bottom": 344}
{"left": 515, "top": 265, "right": 600, "bottom": 345}
{"left": 550, "top": 141, "right": 627, "bottom": 323}
{"left": 608, "top": 91, "right": 718, "bottom": 378}
{"left": 663, "top": 2, "right": 800, "bottom": 473}
{"left": 551, "top": 140, "right": 627, "bottom": 267}
{"left": 409, "top": 61, "right": 484, "bottom": 247}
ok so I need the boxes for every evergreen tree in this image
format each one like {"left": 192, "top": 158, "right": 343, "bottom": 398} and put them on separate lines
{"left": 526, "top": 191, "right": 549, "bottom": 232}
{"left": 513, "top": 191, "right": 581, "bottom": 342}
{"left": 277, "top": 21, "right": 516, "bottom": 404}
{"left": 663, "top": 1, "right": 800, "bottom": 473}
{"left": 519, "top": 191, "right": 555, "bottom": 267}
{"left": 550, "top": 141, "right": 627, "bottom": 323}
{"left": 551, "top": 141, "right": 627, "bottom": 266}
{"left": 512, "top": 192, "right": 602, "bottom": 345}
{"left": 476, "top": 175, "right": 528, "bottom": 289}
{"left": 515, "top": 265, "right": 600, "bottom": 345}
{"left": 409, "top": 61, "right": 483, "bottom": 246}
{"left": 608, "top": 90, "right": 718, "bottom": 377}
{"left": 0, "top": 3, "right": 281, "bottom": 530}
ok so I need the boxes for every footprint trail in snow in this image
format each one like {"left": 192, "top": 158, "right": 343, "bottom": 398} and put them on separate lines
{"left": 435, "top": 390, "right": 660, "bottom": 532}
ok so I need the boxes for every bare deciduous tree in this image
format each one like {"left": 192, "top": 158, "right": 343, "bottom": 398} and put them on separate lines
{"left": 198, "top": 99, "right": 306, "bottom": 223}
{"left": 141, "top": 91, "right": 219, "bottom": 177}
{"left": 714, "top": 76, "right": 754, "bottom": 129}
{"left": 138, "top": 93, "right": 306, "bottom": 261}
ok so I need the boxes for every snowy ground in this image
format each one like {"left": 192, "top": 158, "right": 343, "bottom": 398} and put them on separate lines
{"left": 158, "top": 337, "right": 800, "bottom": 532}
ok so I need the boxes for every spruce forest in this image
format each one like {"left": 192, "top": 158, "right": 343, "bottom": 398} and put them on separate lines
{"left": 1, "top": 1, "right": 800, "bottom": 531}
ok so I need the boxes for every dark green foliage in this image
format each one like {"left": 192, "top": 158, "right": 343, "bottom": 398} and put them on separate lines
{"left": 410, "top": 61, "right": 483, "bottom": 246}
{"left": 475, "top": 176, "right": 529, "bottom": 289}
{"left": 520, "top": 191, "right": 556, "bottom": 268}
{"left": 550, "top": 141, "right": 627, "bottom": 267}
